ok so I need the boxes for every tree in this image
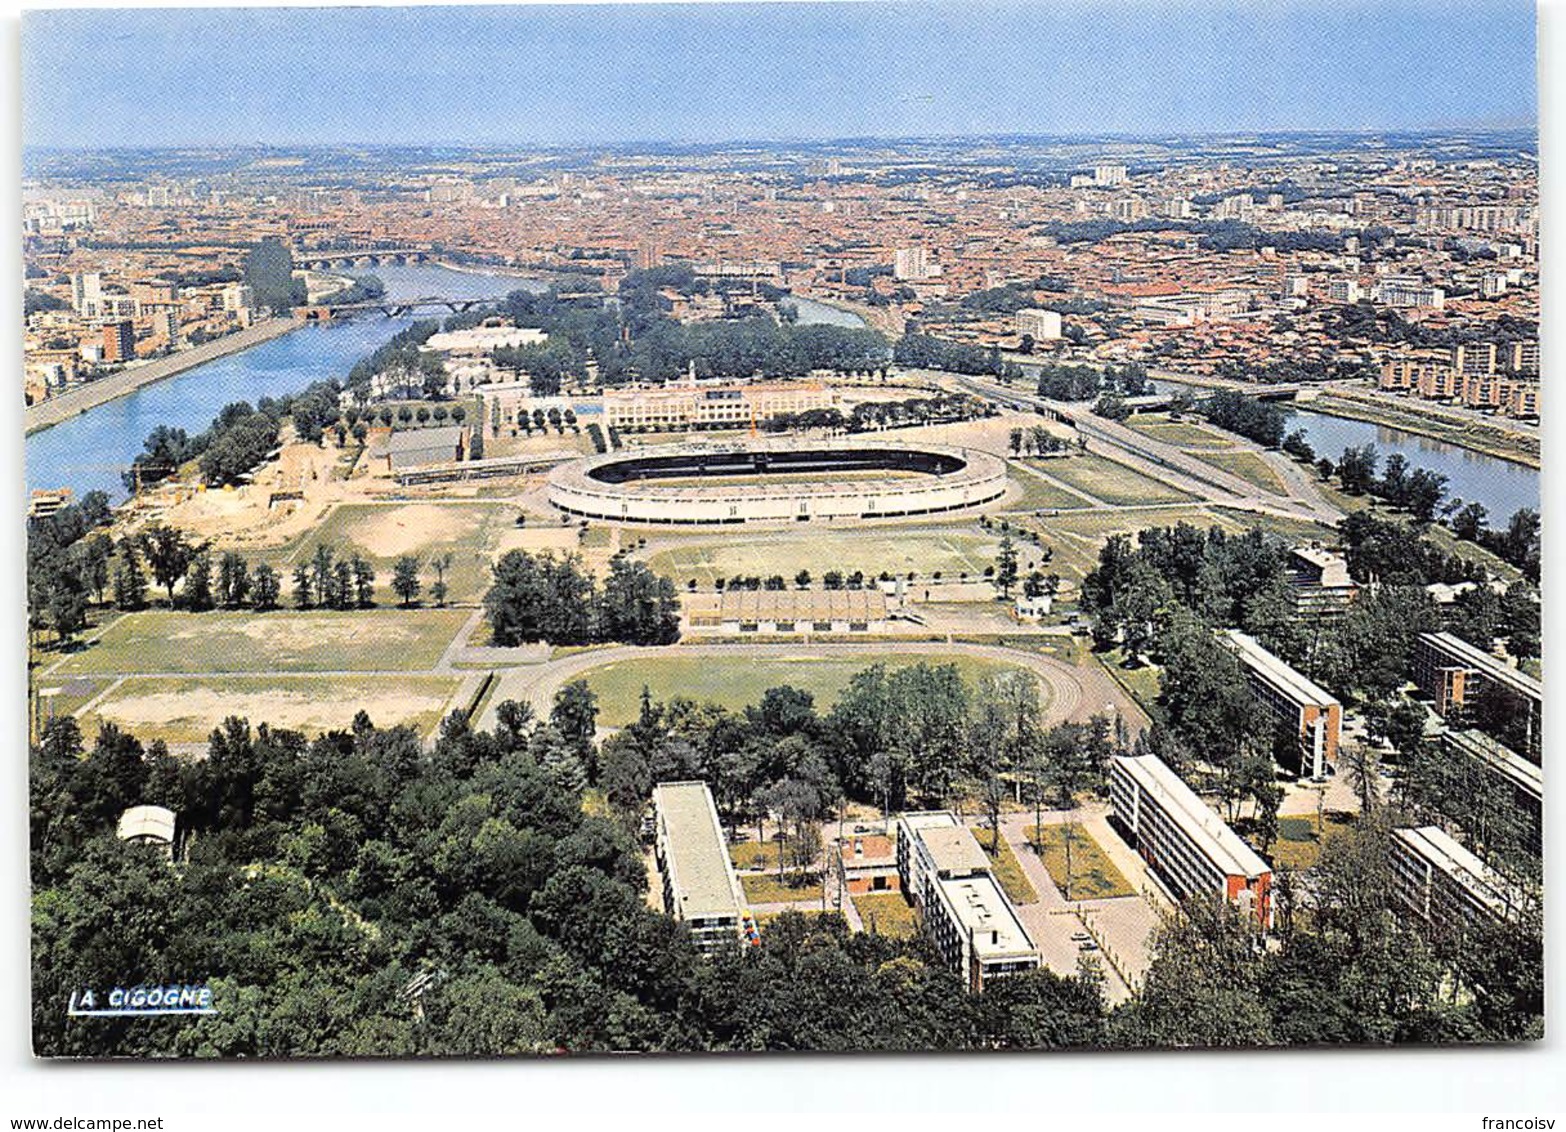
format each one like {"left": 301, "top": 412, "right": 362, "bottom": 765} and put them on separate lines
{"left": 137, "top": 524, "right": 202, "bottom": 606}
{"left": 1113, "top": 896, "right": 1272, "bottom": 1049}
{"left": 251, "top": 563, "right": 281, "bottom": 611}
{"left": 551, "top": 680, "right": 599, "bottom": 769}
{"left": 392, "top": 556, "right": 422, "bottom": 608}
{"left": 350, "top": 554, "right": 376, "bottom": 608}
{"left": 429, "top": 554, "right": 452, "bottom": 608}
{"left": 217, "top": 551, "right": 251, "bottom": 609}
{"left": 994, "top": 535, "right": 1019, "bottom": 600}
{"left": 183, "top": 552, "right": 215, "bottom": 611}
{"left": 292, "top": 563, "right": 313, "bottom": 610}
{"left": 112, "top": 543, "right": 147, "bottom": 612}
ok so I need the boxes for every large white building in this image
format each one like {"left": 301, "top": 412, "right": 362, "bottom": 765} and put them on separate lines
{"left": 894, "top": 813, "right": 1040, "bottom": 992}
{"left": 604, "top": 381, "right": 838, "bottom": 433}
{"left": 1109, "top": 754, "right": 1272, "bottom": 928}
{"left": 893, "top": 247, "right": 935, "bottom": 281}
{"left": 652, "top": 781, "right": 749, "bottom": 955}
{"left": 1014, "top": 308, "right": 1063, "bottom": 341}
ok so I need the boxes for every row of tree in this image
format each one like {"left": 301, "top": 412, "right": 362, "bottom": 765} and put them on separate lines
{"left": 484, "top": 550, "right": 680, "bottom": 647}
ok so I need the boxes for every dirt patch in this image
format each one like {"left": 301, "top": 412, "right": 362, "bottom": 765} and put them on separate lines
{"left": 341, "top": 504, "right": 474, "bottom": 558}
{"left": 92, "top": 683, "right": 454, "bottom": 738}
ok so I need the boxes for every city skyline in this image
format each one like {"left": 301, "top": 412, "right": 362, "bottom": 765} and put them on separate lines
{"left": 23, "top": 1, "right": 1537, "bottom": 149}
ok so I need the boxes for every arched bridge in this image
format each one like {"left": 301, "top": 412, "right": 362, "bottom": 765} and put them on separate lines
{"left": 292, "top": 247, "right": 434, "bottom": 270}
{"left": 324, "top": 295, "right": 490, "bottom": 317}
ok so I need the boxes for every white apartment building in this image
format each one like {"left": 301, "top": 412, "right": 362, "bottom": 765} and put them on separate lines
{"left": 1014, "top": 308, "right": 1063, "bottom": 341}
{"left": 1109, "top": 754, "right": 1272, "bottom": 928}
{"left": 1389, "top": 826, "right": 1522, "bottom": 932}
{"left": 603, "top": 381, "right": 838, "bottom": 432}
{"left": 893, "top": 246, "right": 935, "bottom": 281}
{"left": 652, "top": 781, "right": 749, "bottom": 955}
{"left": 893, "top": 813, "right": 1041, "bottom": 992}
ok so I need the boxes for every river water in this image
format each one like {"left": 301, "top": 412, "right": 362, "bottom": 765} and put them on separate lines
{"left": 1137, "top": 377, "right": 1538, "bottom": 519}
{"left": 1284, "top": 406, "right": 1538, "bottom": 519}
{"left": 25, "top": 264, "right": 532, "bottom": 503}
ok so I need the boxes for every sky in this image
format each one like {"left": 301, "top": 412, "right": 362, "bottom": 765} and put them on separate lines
{"left": 21, "top": 0, "right": 1538, "bottom": 148}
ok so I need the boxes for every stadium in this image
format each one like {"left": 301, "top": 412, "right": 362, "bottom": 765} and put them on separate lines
{"left": 546, "top": 441, "right": 1009, "bottom": 524}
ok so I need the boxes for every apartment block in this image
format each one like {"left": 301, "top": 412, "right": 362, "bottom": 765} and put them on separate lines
{"left": 1411, "top": 631, "right": 1541, "bottom": 761}
{"left": 1389, "top": 826, "right": 1521, "bottom": 932}
{"left": 1014, "top": 308, "right": 1062, "bottom": 341}
{"left": 651, "top": 781, "right": 748, "bottom": 955}
{"left": 1286, "top": 546, "right": 1358, "bottom": 620}
{"left": 1439, "top": 729, "right": 1542, "bottom": 855}
{"left": 894, "top": 813, "right": 1041, "bottom": 993}
{"left": 603, "top": 381, "right": 838, "bottom": 432}
{"left": 1109, "top": 754, "right": 1272, "bottom": 928}
{"left": 1222, "top": 630, "right": 1341, "bottom": 779}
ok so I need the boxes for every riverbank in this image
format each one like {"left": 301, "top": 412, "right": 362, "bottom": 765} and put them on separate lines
{"left": 25, "top": 317, "right": 301, "bottom": 437}
{"left": 1299, "top": 387, "right": 1539, "bottom": 470}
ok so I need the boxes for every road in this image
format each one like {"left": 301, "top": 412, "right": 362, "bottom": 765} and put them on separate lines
{"left": 952, "top": 372, "right": 1341, "bottom": 525}
{"left": 473, "top": 639, "right": 1150, "bottom": 735}
{"left": 25, "top": 317, "right": 300, "bottom": 435}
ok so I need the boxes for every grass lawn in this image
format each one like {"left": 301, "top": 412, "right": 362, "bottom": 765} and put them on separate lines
{"left": 1209, "top": 506, "right": 1337, "bottom": 545}
{"left": 755, "top": 908, "right": 828, "bottom": 929}
{"left": 1041, "top": 504, "right": 1221, "bottom": 543}
{"left": 1005, "top": 464, "right": 1094, "bottom": 511}
{"left": 48, "top": 608, "right": 472, "bottom": 676}
{"left": 1042, "top": 454, "right": 1197, "bottom": 507}
{"left": 1027, "top": 822, "right": 1135, "bottom": 900}
{"left": 1191, "top": 449, "right": 1288, "bottom": 495}
{"left": 1098, "top": 651, "right": 1161, "bottom": 713}
{"left": 1270, "top": 811, "right": 1355, "bottom": 871}
{"left": 77, "top": 673, "right": 463, "bottom": 744}
{"left": 729, "top": 840, "right": 777, "bottom": 871}
{"left": 580, "top": 653, "right": 1030, "bottom": 727}
{"left": 976, "top": 826, "right": 1039, "bottom": 906}
{"left": 741, "top": 871, "right": 824, "bottom": 905}
{"left": 853, "top": 892, "right": 919, "bottom": 938}
{"left": 35, "top": 675, "right": 110, "bottom": 720}
{"left": 643, "top": 527, "right": 1000, "bottom": 587}
{"left": 1126, "top": 415, "right": 1235, "bottom": 449}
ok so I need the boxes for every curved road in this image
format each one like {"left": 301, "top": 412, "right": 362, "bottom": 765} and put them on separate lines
{"left": 475, "top": 640, "right": 1148, "bottom": 736}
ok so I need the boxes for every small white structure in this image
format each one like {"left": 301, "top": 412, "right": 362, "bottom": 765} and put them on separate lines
{"left": 117, "top": 805, "right": 177, "bottom": 857}
{"left": 1014, "top": 592, "right": 1053, "bottom": 620}
{"left": 423, "top": 325, "right": 547, "bottom": 357}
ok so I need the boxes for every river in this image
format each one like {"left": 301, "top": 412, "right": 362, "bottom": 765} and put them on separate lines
{"left": 25, "top": 264, "right": 534, "bottom": 503}
{"left": 1284, "top": 405, "right": 1539, "bottom": 519}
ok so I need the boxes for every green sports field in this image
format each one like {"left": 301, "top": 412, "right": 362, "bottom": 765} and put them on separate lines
{"left": 643, "top": 527, "right": 1002, "bottom": 586}
{"left": 47, "top": 608, "right": 472, "bottom": 676}
{"left": 578, "top": 652, "right": 1031, "bottom": 726}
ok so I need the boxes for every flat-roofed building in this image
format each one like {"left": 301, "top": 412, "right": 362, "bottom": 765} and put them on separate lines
{"left": 383, "top": 425, "right": 467, "bottom": 472}
{"left": 604, "top": 381, "right": 838, "bottom": 432}
{"left": 1286, "top": 546, "right": 1358, "bottom": 620}
{"left": 1222, "top": 630, "right": 1341, "bottom": 779}
{"left": 893, "top": 813, "right": 1041, "bottom": 992}
{"left": 651, "top": 781, "right": 748, "bottom": 955}
{"left": 1014, "top": 308, "right": 1062, "bottom": 341}
{"left": 1412, "top": 631, "right": 1541, "bottom": 761}
{"left": 833, "top": 829, "right": 900, "bottom": 896}
{"left": 1110, "top": 754, "right": 1272, "bottom": 928}
{"left": 1389, "top": 825, "right": 1522, "bottom": 931}
{"left": 1440, "top": 728, "right": 1542, "bottom": 855}
{"left": 682, "top": 588, "right": 888, "bottom": 635}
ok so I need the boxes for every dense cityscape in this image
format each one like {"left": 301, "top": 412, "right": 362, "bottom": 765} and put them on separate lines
{"left": 22, "top": 124, "right": 1543, "bottom": 1060}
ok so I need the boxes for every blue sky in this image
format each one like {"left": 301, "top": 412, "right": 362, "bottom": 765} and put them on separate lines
{"left": 22, "top": 1, "right": 1537, "bottom": 148}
